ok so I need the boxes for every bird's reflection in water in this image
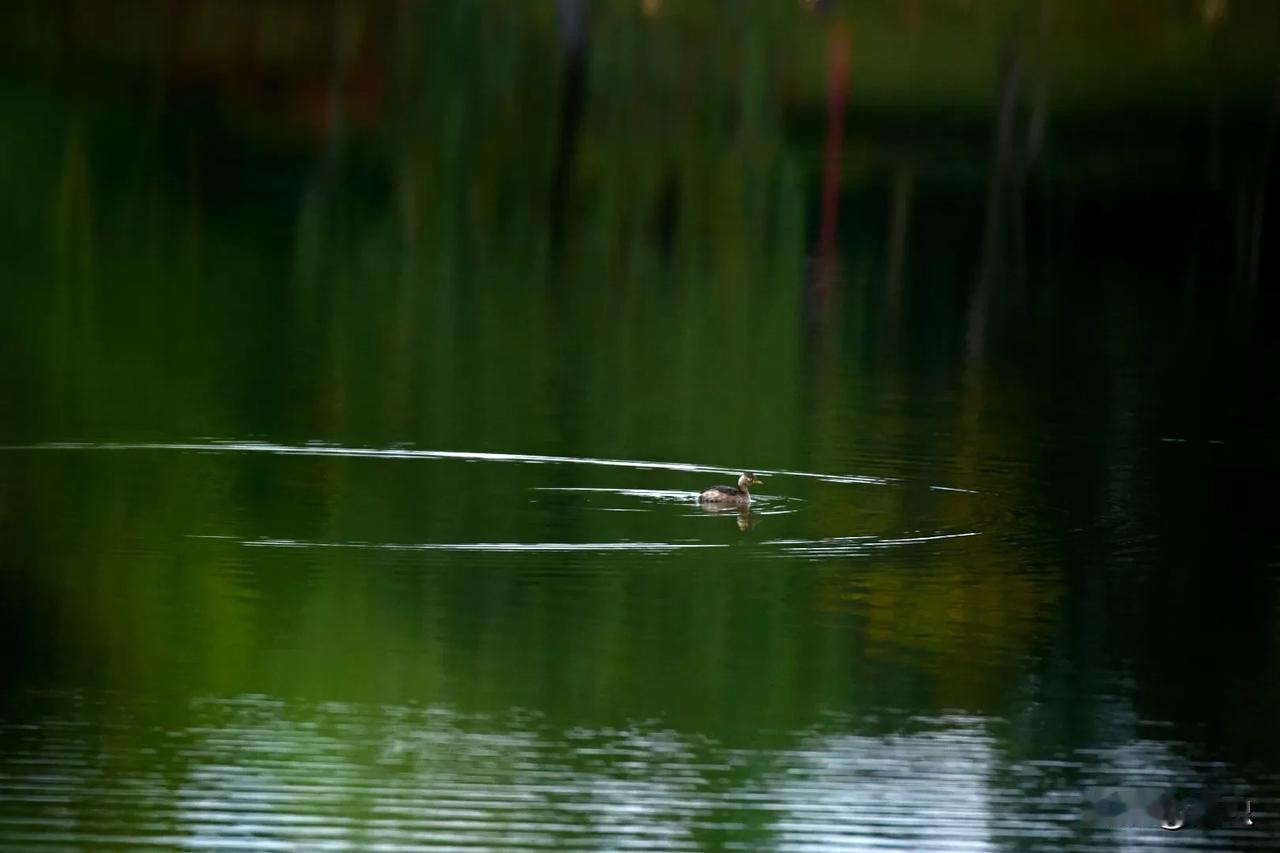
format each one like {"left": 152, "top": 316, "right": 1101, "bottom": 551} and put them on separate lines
{"left": 699, "top": 503, "right": 756, "bottom": 531}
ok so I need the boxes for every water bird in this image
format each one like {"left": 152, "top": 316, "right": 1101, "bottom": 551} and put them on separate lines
{"left": 699, "top": 472, "right": 762, "bottom": 506}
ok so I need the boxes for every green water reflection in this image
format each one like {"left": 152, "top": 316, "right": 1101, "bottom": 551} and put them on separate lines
{"left": 2, "top": 1, "right": 1279, "bottom": 848}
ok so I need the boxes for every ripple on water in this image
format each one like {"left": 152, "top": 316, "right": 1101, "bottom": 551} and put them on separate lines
{"left": 16, "top": 696, "right": 1274, "bottom": 850}
{"left": 235, "top": 537, "right": 726, "bottom": 554}
{"left": 12, "top": 440, "right": 897, "bottom": 485}
{"left": 17, "top": 439, "right": 995, "bottom": 562}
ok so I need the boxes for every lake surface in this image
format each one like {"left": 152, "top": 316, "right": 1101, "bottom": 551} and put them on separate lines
{"left": 2, "top": 2, "right": 1279, "bottom": 849}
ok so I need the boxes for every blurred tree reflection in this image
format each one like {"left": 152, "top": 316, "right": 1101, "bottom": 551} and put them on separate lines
{"left": 1, "top": 0, "right": 1278, "bottom": 780}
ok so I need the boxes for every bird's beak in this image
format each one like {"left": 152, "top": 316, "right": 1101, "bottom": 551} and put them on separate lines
{"left": 753, "top": 476, "right": 764, "bottom": 484}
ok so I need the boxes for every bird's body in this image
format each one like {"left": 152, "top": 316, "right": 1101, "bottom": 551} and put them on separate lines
{"left": 699, "top": 472, "right": 762, "bottom": 506}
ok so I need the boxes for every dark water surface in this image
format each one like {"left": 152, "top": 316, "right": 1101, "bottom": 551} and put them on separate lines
{"left": 3, "top": 2, "right": 1280, "bottom": 849}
